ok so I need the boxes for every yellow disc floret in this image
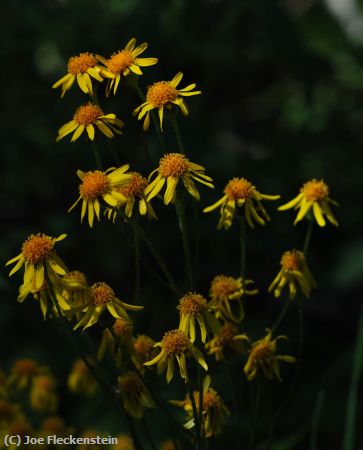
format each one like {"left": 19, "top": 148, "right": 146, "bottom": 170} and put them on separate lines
{"left": 280, "top": 250, "right": 305, "bottom": 271}
{"left": 162, "top": 330, "right": 190, "bottom": 356}
{"left": 210, "top": 275, "right": 242, "bottom": 300}
{"left": 21, "top": 234, "right": 54, "bottom": 264}
{"left": 67, "top": 53, "right": 98, "bottom": 75}
{"left": 107, "top": 51, "right": 135, "bottom": 74}
{"left": 224, "top": 178, "right": 254, "bottom": 200}
{"left": 74, "top": 103, "right": 103, "bottom": 125}
{"left": 301, "top": 179, "right": 329, "bottom": 202}
{"left": 146, "top": 82, "right": 178, "bottom": 108}
{"left": 119, "top": 172, "right": 148, "bottom": 198}
{"left": 159, "top": 153, "right": 189, "bottom": 178}
{"left": 113, "top": 318, "right": 133, "bottom": 337}
{"left": 178, "top": 293, "right": 207, "bottom": 315}
{"left": 91, "top": 282, "right": 115, "bottom": 306}
{"left": 79, "top": 171, "right": 110, "bottom": 201}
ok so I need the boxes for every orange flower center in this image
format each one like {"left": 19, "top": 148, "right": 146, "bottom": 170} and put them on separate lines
{"left": 33, "top": 375, "right": 55, "bottom": 391}
{"left": 302, "top": 179, "right": 329, "bottom": 202}
{"left": 210, "top": 275, "right": 241, "bottom": 300}
{"left": 178, "top": 292, "right": 207, "bottom": 315}
{"left": 113, "top": 318, "right": 133, "bottom": 337}
{"left": 134, "top": 335, "right": 156, "bottom": 361}
{"left": 118, "top": 372, "right": 142, "bottom": 393}
{"left": 74, "top": 103, "right": 103, "bottom": 125}
{"left": 251, "top": 340, "right": 275, "bottom": 361}
{"left": 22, "top": 234, "right": 54, "bottom": 264}
{"left": 281, "top": 250, "right": 305, "bottom": 271}
{"left": 162, "top": 330, "right": 190, "bottom": 356}
{"left": 203, "top": 389, "right": 222, "bottom": 411}
{"left": 119, "top": 172, "right": 147, "bottom": 198}
{"left": 159, "top": 153, "right": 189, "bottom": 178}
{"left": 147, "top": 81, "right": 178, "bottom": 108}
{"left": 218, "top": 323, "right": 238, "bottom": 345}
{"left": 67, "top": 53, "right": 97, "bottom": 75}
{"left": 13, "top": 359, "right": 39, "bottom": 376}
{"left": 80, "top": 171, "right": 110, "bottom": 201}
{"left": 107, "top": 50, "right": 134, "bottom": 74}
{"left": 91, "top": 282, "right": 115, "bottom": 305}
{"left": 224, "top": 178, "right": 255, "bottom": 200}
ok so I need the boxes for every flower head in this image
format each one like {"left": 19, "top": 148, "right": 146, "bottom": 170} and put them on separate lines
{"left": 278, "top": 179, "right": 338, "bottom": 227}
{"left": 268, "top": 249, "right": 316, "bottom": 300}
{"left": 244, "top": 329, "right": 296, "bottom": 381}
{"left": 117, "top": 371, "right": 154, "bottom": 418}
{"left": 178, "top": 292, "right": 220, "bottom": 343}
{"left": 52, "top": 52, "right": 104, "bottom": 97}
{"left": 68, "top": 359, "right": 97, "bottom": 397}
{"left": 8, "top": 359, "right": 43, "bottom": 390}
{"left": 170, "top": 375, "right": 230, "bottom": 437}
{"left": 68, "top": 166, "right": 132, "bottom": 227}
{"left": 30, "top": 375, "right": 58, "bottom": 413}
{"left": 205, "top": 322, "right": 248, "bottom": 362}
{"left": 60, "top": 270, "right": 90, "bottom": 317}
{"left": 134, "top": 72, "right": 201, "bottom": 131}
{"left": 74, "top": 282, "right": 143, "bottom": 331}
{"left": 204, "top": 178, "right": 280, "bottom": 230}
{"left": 209, "top": 275, "right": 258, "bottom": 323}
{"left": 145, "top": 153, "right": 214, "bottom": 205}
{"left": 144, "top": 329, "right": 207, "bottom": 383}
{"left": 97, "top": 319, "right": 134, "bottom": 366}
{"left": 97, "top": 38, "right": 158, "bottom": 96}
{"left": 56, "top": 102, "right": 124, "bottom": 142}
{"left": 6, "top": 233, "right": 67, "bottom": 291}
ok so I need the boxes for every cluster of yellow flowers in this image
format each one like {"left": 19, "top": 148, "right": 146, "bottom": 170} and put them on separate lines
{"left": 5, "top": 36, "right": 339, "bottom": 447}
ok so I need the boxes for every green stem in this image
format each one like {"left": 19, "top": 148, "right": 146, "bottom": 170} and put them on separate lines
{"left": 271, "top": 298, "right": 290, "bottom": 335}
{"left": 310, "top": 390, "right": 325, "bottom": 450}
{"left": 175, "top": 192, "right": 194, "bottom": 291}
{"left": 142, "top": 416, "right": 157, "bottom": 450}
{"left": 239, "top": 215, "right": 247, "bottom": 280}
{"left": 342, "top": 304, "right": 363, "bottom": 450}
{"left": 249, "top": 379, "right": 262, "bottom": 450}
{"left": 193, "top": 202, "right": 200, "bottom": 288}
{"left": 198, "top": 367, "right": 204, "bottom": 442}
{"left": 133, "top": 220, "right": 141, "bottom": 303}
{"left": 91, "top": 141, "right": 103, "bottom": 170}
{"left": 303, "top": 220, "right": 314, "bottom": 255}
{"left": 186, "top": 379, "right": 202, "bottom": 450}
{"left": 226, "top": 366, "right": 240, "bottom": 450}
{"left": 170, "top": 114, "right": 185, "bottom": 154}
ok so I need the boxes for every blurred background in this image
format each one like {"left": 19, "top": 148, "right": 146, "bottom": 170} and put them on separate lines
{"left": 1, "top": 0, "right": 362, "bottom": 448}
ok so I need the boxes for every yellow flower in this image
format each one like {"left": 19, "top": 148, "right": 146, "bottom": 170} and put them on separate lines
{"left": 52, "top": 52, "right": 104, "bottom": 97}
{"left": 30, "top": 375, "right": 58, "bottom": 413}
{"left": 105, "top": 172, "right": 157, "bottom": 221}
{"left": 117, "top": 371, "right": 155, "bottom": 418}
{"left": 97, "top": 38, "right": 158, "bottom": 96}
{"left": 97, "top": 318, "right": 134, "bottom": 367}
{"left": 278, "top": 179, "right": 338, "bottom": 227}
{"left": 209, "top": 275, "right": 258, "bottom": 323}
{"left": 134, "top": 72, "right": 201, "bottom": 131}
{"left": 178, "top": 292, "right": 220, "bottom": 343}
{"left": 56, "top": 102, "right": 124, "bottom": 142}
{"left": 68, "top": 166, "right": 132, "bottom": 227}
{"left": 244, "top": 329, "right": 296, "bottom": 381}
{"left": 145, "top": 153, "right": 214, "bottom": 205}
{"left": 143, "top": 329, "right": 208, "bottom": 383}
{"left": 268, "top": 249, "right": 316, "bottom": 300}
{"left": 133, "top": 335, "right": 158, "bottom": 372}
{"left": 204, "top": 177, "right": 280, "bottom": 230}
{"left": 74, "top": 282, "right": 143, "bottom": 331}
{"left": 6, "top": 233, "right": 67, "bottom": 290}
{"left": 60, "top": 270, "right": 90, "bottom": 318}
{"left": 170, "top": 375, "right": 230, "bottom": 438}
{"left": 67, "top": 359, "right": 97, "bottom": 397}
{"left": 8, "top": 359, "right": 42, "bottom": 390}
{"left": 205, "top": 322, "right": 248, "bottom": 362}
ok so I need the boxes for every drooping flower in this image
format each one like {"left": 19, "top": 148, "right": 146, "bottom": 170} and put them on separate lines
{"left": 67, "top": 360, "right": 97, "bottom": 397}
{"left": 145, "top": 153, "right": 214, "bottom": 205}
{"left": 105, "top": 172, "right": 157, "bottom": 221}
{"left": 278, "top": 179, "right": 338, "bottom": 227}
{"left": 133, "top": 335, "right": 158, "bottom": 372}
{"left": 68, "top": 166, "right": 132, "bottom": 227}
{"left": 134, "top": 72, "right": 201, "bottom": 131}
{"left": 60, "top": 270, "right": 90, "bottom": 318}
{"left": 178, "top": 292, "right": 220, "bottom": 343}
{"left": 170, "top": 375, "right": 230, "bottom": 438}
{"left": 203, "top": 178, "right": 280, "bottom": 230}
{"left": 208, "top": 275, "right": 258, "bottom": 323}
{"left": 143, "top": 329, "right": 208, "bottom": 383}
{"left": 97, "top": 318, "right": 134, "bottom": 367}
{"left": 97, "top": 38, "right": 158, "bottom": 96}
{"left": 268, "top": 249, "right": 316, "bottom": 300}
{"left": 52, "top": 53, "right": 104, "bottom": 97}
{"left": 205, "top": 322, "right": 248, "bottom": 362}
{"left": 6, "top": 233, "right": 67, "bottom": 291}
{"left": 56, "top": 102, "right": 124, "bottom": 142}
{"left": 74, "top": 282, "right": 143, "bottom": 331}
{"left": 244, "top": 329, "right": 296, "bottom": 381}
{"left": 117, "top": 371, "right": 155, "bottom": 418}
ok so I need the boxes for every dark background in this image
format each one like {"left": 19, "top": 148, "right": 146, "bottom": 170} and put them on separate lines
{"left": 1, "top": 0, "right": 362, "bottom": 448}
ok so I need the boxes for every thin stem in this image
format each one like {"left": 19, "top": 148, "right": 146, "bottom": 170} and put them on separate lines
{"left": 91, "top": 141, "right": 103, "bottom": 170}
{"left": 225, "top": 366, "right": 240, "bottom": 450}
{"left": 198, "top": 367, "right": 204, "bottom": 442}
{"left": 249, "top": 379, "right": 262, "bottom": 450}
{"left": 142, "top": 416, "right": 157, "bottom": 450}
{"left": 303, "top": 220, "right": 313, "bottom": 255}
{"left": 170, "top": 114, "right": 185, "bottom": 154}
{"left": 186, "top": 379, "right": 202, "bottom": 450}
{"left": 310, "top": 390, "right": 325, "bottom": 450}
{"left": 193, "top": 202, "right": 200, "bottom": 288}
{"left": 175, "top": 192, "right": 194, "bottom": 290}
{"left": 133, "top": 219, "right": 141, "bottom": 303}
{"left": 271, "top": 299, "right": 290, "bottom": 335}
